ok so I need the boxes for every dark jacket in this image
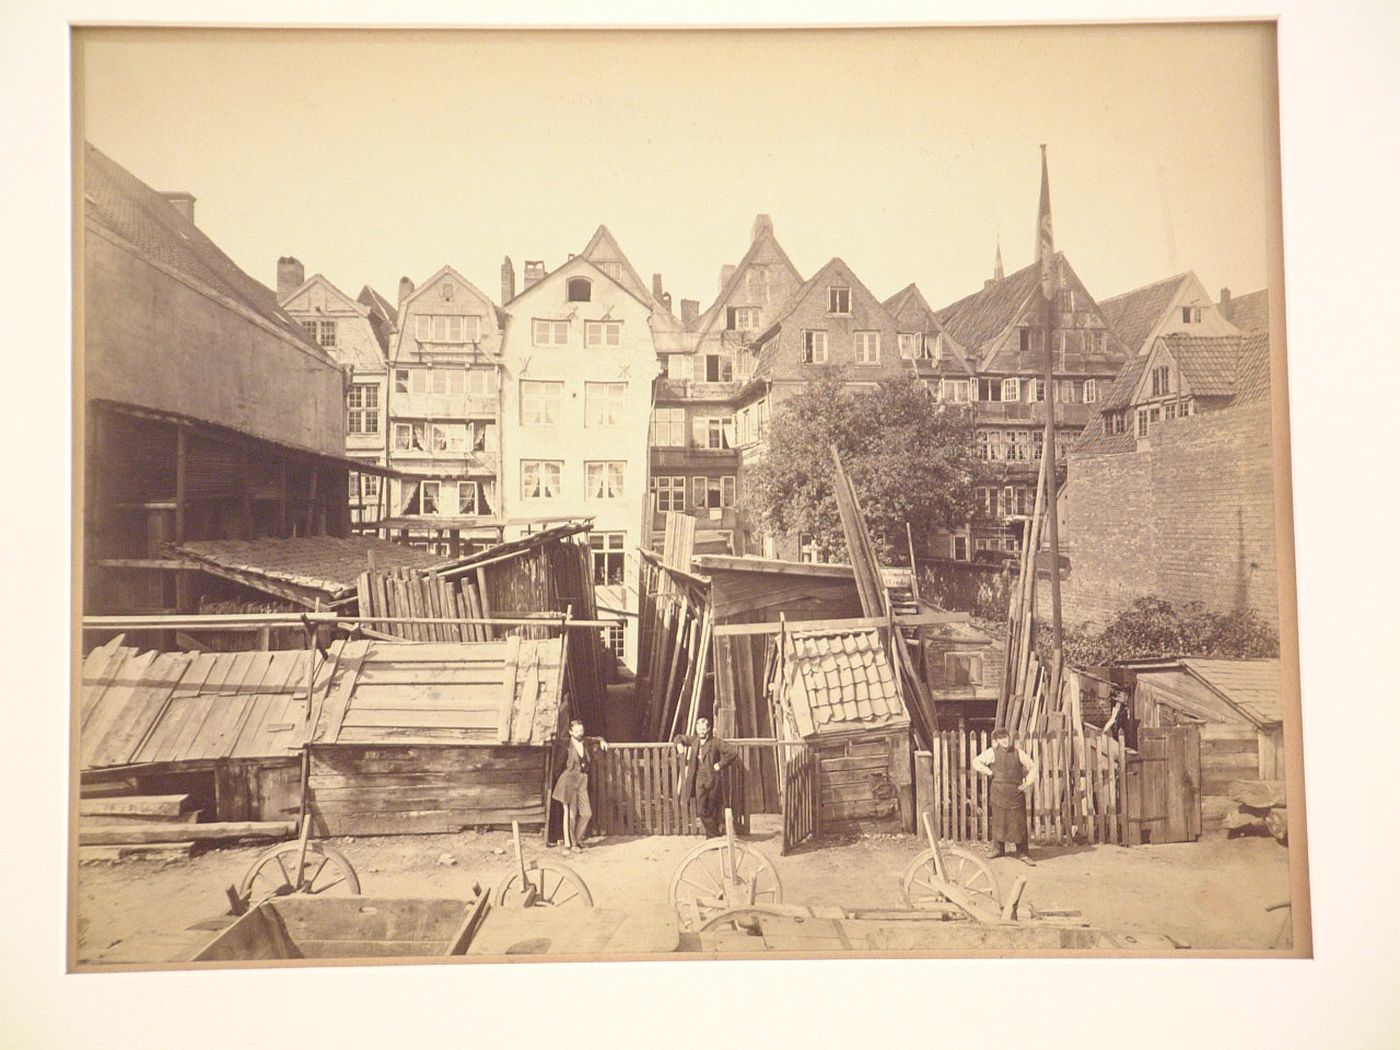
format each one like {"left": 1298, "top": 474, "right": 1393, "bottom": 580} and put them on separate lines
{"left": 672, "top": 732, "right": 737, "bottom": 798}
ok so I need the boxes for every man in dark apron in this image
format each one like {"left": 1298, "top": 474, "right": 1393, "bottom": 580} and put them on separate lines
{"left": 972, "top": 727, "right": 1039, "bottom": 863}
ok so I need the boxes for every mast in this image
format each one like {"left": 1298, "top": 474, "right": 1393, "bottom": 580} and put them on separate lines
{"left": 1038, "top": 145, "right": 1065, "bottom": 662}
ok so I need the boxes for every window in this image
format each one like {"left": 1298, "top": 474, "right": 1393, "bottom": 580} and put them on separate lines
{"left": 1034, "top": 430, "right": 1045, "bottom": 460}
{"left": 1181, "top": 305, "right": 1202, "bottom": 324}
{"left": 395, "top": 368, "right": 410, "bottom": 394}
{"left": 827, "top": 286, "right": 851, "bottom": 314}
{"left": 1018, "top": 328, "right": 1042, "bottom": 353}
{"left": 757, "top": 398, "right": 770, "bottom": 439}
{"left": 567, "top": 277, "right": 592, "bottom": 303}
{"left": 692, "top": 476, "right": 736, "bottom": 510}
{"left": 414, "top": 314, "right": 480, "bottom": 343}
{"left": 590, "top": 531, "right": 626, "bottom": 585}
{"left": 898, "top": 333, "right": 922, "bottom": 359}
{"left": 1006, "top": 431, "right": 1030, "bottom": 461}
{"left": 726, "top": 307, "right": 761, "bottom": 332}
{"left": 598, "top": 262, "right": 623, "bottom": 281}
{"left": 431, "top": 424, "right": 450, "bottom": 451}
{"left": 466, "top": 368, "right": 492, "bottom": 398}
{"left": 1084, "top": 379, "right": 1098, "bottom": 403}
{"left": 420, "top": 481, "right": 440, "bottom": 515}
{"left": 942, "top": 379, "right": 970, "bottom": 403}
{"left": 854, "top": 331, "right": 881, "bottom": 364}
{"left": 1084, "top": 330, "right": 1106, "bottom": 354}
{"left": 521, "top": 460, "right": 562, "bottom": 499}
{"left": 1057, "top": 289, "right": 1077, "bottom": 314}
{"left": 586, "top": 461, "right": 625, "bottom": 500}
{"left": 585, "top": 321, "right": 622, "bottom": 347}
{"left": 651, "top": 407, "right": 687, "bottom": 447}
{"left": 302, "top": 319, "right": 337, "bottom": 348}
{"left": 1165, "top": 401, "right": 1179, "bottom": 421}
{"left": 457, "top": 481, "right": 479, "bottom": 515}
{"left": 520, "top": 380, "right": 563, "bottom": 425}
{"left": 602, "top": 622, "right": 626, "bottom": 660}
{"left": 1060, "top": 379, "right": 1077, "bottom": 403}
{"left": 349, "top": 471, "right": 381, "bottom": 499}
{"left": 945, "top": 652, "right": 986, "bottom": 687}
{"left": 1029, "top": 378, "right": 1044, "bottom": 402}
{"left": 429, "top": 369, "right": 465, "bottom": 395}
{"left": 1151, "top": 365, "right": 1171, "bottom": 397}
{"left": 393, "top": 422, "right": 427, "bottom": 451}
{"left": 584, "top": 382, "right": 626, "bottom": 426}
{"left": 701, "top": 417, "right": 735, "bottom": 450}
{"left": 952, "top": 535, "right": 969, "bottom": 562}
{"left": 801, "top": 330, "right": 828, "bottom": 364}
{"left": 347, "top": 384, "right": 380, "bottom": 434}
{"left": 1002, "top": 378, "right": 1021, "bottom": 402}
{"left": 704, "top": 354, "right": 734, "bottom": 382}
{"left": 651, "top": 475, "right": 686, "bottom": 512}
{"left": 1109, "top": 413, "right": 1127, "bottom": 436}
{"left": 980, "top": 486, "right": 1001, "bottom": 518}
{"left": 1136, "top": 407, "right": 1161, "bottom": 438}
{"left": 532, "top": 319, "right": 569, "bottom": 346}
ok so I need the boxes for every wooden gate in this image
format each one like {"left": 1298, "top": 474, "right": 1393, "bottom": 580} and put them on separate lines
{"left": 1126, "top": 725, "right": 1201, "bottom": 844}
{"left": 589, "top": 743, "right": 747, "bottom": 836}
{"left": 781, "top": 745, "right": 819, "bottom": 855}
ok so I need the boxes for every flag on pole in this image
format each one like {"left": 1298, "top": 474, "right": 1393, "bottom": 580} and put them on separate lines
{"left": 1037, "top": 144, "right": 1055, "bottom": 302}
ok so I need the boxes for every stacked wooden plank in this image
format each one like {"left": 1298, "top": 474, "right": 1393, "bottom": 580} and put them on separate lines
{"left": 77, "top": 792, "right": 293, "bottom": 860}
{"left": 634, "top": 549, "right": 712, "bottom": 741}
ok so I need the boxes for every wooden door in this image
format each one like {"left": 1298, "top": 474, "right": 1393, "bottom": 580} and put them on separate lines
{"left": 781, "top": 745, "right": 819, "bottom": 855}
{"left": 1127, "top": 725, "right": 1201, "bottom": 844}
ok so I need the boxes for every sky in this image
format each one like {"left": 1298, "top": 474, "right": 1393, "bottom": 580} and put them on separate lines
{"left": 77, "top": 23, "right": 1277, "bottom": 314}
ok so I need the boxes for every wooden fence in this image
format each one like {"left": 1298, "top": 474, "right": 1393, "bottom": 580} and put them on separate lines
{"left": 589, "top": 742, "right": 748, "bottom": 837}
{"left": 916, "top": 729, "right": 1131, "bottom": 845}
{"left": 780, "top": 746, "right": 819, "bottom": 855}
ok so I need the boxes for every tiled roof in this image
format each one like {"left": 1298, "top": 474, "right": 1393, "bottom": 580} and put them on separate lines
{"left": 782, "top": 628, "right": 908, "bottom": 737}
{"left": 1183, "top": 658, "right": 1283, "bottom": 726}
{"left": 882, "top": 283, "right": 974, "bottom": 375}
{"left": 311, "top": 636, "right": 567, "bottom": 747}
{"left": 1072, "top": 413, "right": 1138, "bottom": 455}
{"left": 692, "top": 223, "right": 804, "bottom": 341}
{"left": 1100, "top": 355, "right": 1150, "bottom": 411}
{"left": 1220, "top": 288, "right": 1269, "bottom": 334}
{"left": 933, "top": 258, "right": 1042, "bottom": 352}
{"left": 358, "top": 285, "right": 398, "bottom": 354}
{"left": 173, "top": 536, "right": 456, "bottom": 605}
{"left": 1098, "top": 273, "right": 1190, "bottom": 355}
{"left": 83, "top": 143, "right": 315, "bottom": 349}
{"left": 1162, "top": 334, "right": 1241, "bottom": 397}
{"left": 1232, "top": 331, "right": 1272, "bottom": 405}
{"left": 80, "top": 638, "right": 322, "bottom": 769}
{"left": 748, "top": 258, "right": 891, "bottom": 382}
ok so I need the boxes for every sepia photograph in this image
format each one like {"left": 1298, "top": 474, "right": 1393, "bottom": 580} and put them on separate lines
{"left": 69, "top": 20, "right": 1309, "bottom": 970}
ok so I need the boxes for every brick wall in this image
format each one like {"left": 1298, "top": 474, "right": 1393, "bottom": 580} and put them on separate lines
{"left": 1048, "top": 400, "right": 1280, "bottom": 630}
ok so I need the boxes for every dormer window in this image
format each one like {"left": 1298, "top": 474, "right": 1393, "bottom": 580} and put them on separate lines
{"left": 1151, "top": 365, "right": 1171, "bottom": 397}
{"left": 1018, "top": 327, "right": 1042, "bottom": 353}
{"left": 898, "top": 333, "right": 922, "bottom": 359}
{"left": 827, "top": 287, "right": 851, "bottom": 314}
{"left": 567, "top": 277, "right": 592, "bottom": 303}
{"left": 726, "top": 306, "right": 761, "bottom": 332}
{"left": 302, "top": 319, "right": 337, "bottom": 348}
{"left": 1181, "top": 306, "right": 1202, "bottom": 323}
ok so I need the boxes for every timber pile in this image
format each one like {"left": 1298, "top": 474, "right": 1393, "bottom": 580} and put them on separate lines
{"left": 635, "top": 546, "right": 712, "bottom": 740}
{"left": 828, "top": 448, "right": 939, "bottom": 748}
{"left": 1221, "top": 780, "right": 1287, "bottom": 844}
{"left": 77, "top": 793, "right": 292, "bottom": 860}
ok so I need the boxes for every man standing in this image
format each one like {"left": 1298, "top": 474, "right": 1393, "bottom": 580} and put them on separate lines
{"left": 972, "top": 727, "right": 1039, "bottom": 863}
{"left": 552, "top": 719, "right": 607, "bottom": 852}
{"left": 672, "top": 716, "right": 737, "bottom": 837}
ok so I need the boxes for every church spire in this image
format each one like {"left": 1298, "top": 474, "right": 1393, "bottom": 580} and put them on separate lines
{"left": 994, "top": 236, "right": 1005, "bottom": 282}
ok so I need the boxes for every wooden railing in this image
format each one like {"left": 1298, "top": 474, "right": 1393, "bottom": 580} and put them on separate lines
{"left": 916, "top": 729, "right": 1131, "bottom": 846}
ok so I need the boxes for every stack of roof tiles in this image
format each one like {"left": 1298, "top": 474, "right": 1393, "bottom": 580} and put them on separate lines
{"left": 783, "top": 628, "right": 907, "bottom": 737}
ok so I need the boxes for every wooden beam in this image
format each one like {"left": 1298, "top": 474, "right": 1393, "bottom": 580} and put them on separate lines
{"left": 95, "top": 559, "right": 202, "bottom": 571}
{"left": 79, "top": 820, "right": 296, "bottom": 845}
{"left": 174, "top": 424, "right": 187, "bottom": 544}
{"left": 713, "top": 611, "right": 969, "bottom": 637}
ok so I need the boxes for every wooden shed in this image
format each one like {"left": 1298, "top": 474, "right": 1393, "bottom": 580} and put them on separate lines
{"left": 767, "top": 625, "right": 914, "bottom": 833}
{"left": 919, "top": 619, "right": 1002, "bottom": 730}
{"left": 1128, "top": 658, "right": 1284, "bottom": 831}
{"left": 306, "top": 636, "right": 569, "bottom": 835}
{"left": 79, "top": 634, "right": 322, "bottom": 822}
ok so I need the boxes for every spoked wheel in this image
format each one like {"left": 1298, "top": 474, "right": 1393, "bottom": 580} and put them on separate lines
{"left": 239, "top": 842, "right": 361, "bottom": 903}
{"left": 697, "top": 906, "right": 792, "bottom": 934}
{"left": 901, "top": 845, "right": 1001, "bottom": 911}
{"left": 669, "top": 838, "right": 783, "bottom": 931}
{"left": 495, "top": 861, "right": 593, "bottom": 909}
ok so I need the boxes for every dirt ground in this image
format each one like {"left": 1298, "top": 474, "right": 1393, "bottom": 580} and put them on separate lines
{"left": 74, "top": 816, "right": 1294, "bottom": 965}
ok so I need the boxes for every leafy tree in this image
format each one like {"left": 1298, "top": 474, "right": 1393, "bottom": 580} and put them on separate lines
{"left": 1058, "top": 596, "right": 1280, "bottom": 665}
{"left": 742, "top": 371, "right": 982, "bottom": 563}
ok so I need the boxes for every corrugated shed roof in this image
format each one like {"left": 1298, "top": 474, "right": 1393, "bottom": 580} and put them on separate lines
{"left": 173, "top": 536, "right": 455, "bottom": 605}
{"left": 1098, "top": 273, "right": 1189, "bottom": 355}
{"left": 1220, "top": 288, "right": 1269, "bottom": 334}
{"left": 1183, "top": 658, "right": 1283, "bottom": 726}
{"left": 311, "top": 637, "right": 566, "bottom": 747}
{"left": 83, "top": 143, "right": 316, "bottom": 349}
{"left": 781, "top": 628, "right": 907, "bottom": 737}
{"left": 80, "top": 638, "right": 319, "bottom": 769}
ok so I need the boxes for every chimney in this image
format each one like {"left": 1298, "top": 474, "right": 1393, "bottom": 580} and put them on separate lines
{"left": 501, "top": 256, "right": 516, "bottom": 304}
{"left": 277, "top": 257, "right": 305, "bottom": 301}
{"left": 652, "top": 273, "right": 665, "bottom": 301}
{"left": 523, "top": 260, "right": 546, "bottom": 291}
{"left": 1219, "top": 287, "right": 1232, "bottom": 319}
{"left": 661, "top": 292, "right": 673, "bottom": 315}
{"left": 398, "top": 276, "right": 415, "bottom": 310}
{"left": 680, "top": 299, "right": 700, "bottom": 329}
{"left": 162, "top": 191, "right": 196, "bottom": 224}
{"left": 751, "top": 214, "right": 774, "bottom": 241}
{"left": 984, "top": 279, "right": 995, "bottom": 291}
{"left": 719, "top": 264, "right": 736, "bottom": 294}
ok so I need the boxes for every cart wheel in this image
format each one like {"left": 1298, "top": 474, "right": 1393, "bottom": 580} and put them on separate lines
{"left": 495, "top": 861, "right": 593, "bottom": 909}
{"left": 901, "top": 845, "right": 1001, "bottom": 910}
{"left": 669, "top": 838, "right": 783, "bottom": 931}
{"left": 697, "top": 906, "right": 791, "bottom": 934}
{"left": 238, "top": 842, "right": 360, "bottom": 903}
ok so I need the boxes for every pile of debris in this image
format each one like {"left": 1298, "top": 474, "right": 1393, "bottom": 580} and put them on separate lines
{"left": 1221, "top": 780, "right": 1287, "bottom": 844}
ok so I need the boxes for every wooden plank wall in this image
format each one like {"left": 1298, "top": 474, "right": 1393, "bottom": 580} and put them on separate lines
{"left": 916, "top": 729, "right": 1131, "bottom": 845}
{"left": 634, "top": 554, "right": 710, "bottom": 743}
{"left": 307, "top": 745, "right": 548, "bottom": 835}
{"left": 814, "top": 731, "right": 908, "bottom": 834}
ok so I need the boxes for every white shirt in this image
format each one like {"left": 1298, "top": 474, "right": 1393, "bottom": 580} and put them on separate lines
{"left": 972, "top": 744, "right": 1038, "bottom": 783}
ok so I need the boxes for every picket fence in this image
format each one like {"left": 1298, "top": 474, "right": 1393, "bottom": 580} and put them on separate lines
{"left": 918, "top": 729, "right": 1131, "bottom": 845}
{"left": 589, "top": 742, "right": 749, "bottom": 837}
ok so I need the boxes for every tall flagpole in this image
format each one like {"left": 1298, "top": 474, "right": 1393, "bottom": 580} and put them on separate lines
{"left": 1038, "top": 144, "right": 1065, "bottom": 665}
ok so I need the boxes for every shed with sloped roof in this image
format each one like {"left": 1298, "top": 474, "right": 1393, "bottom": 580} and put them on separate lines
{"left": 766, "top": 625, "right": 914, "bottom": 833}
